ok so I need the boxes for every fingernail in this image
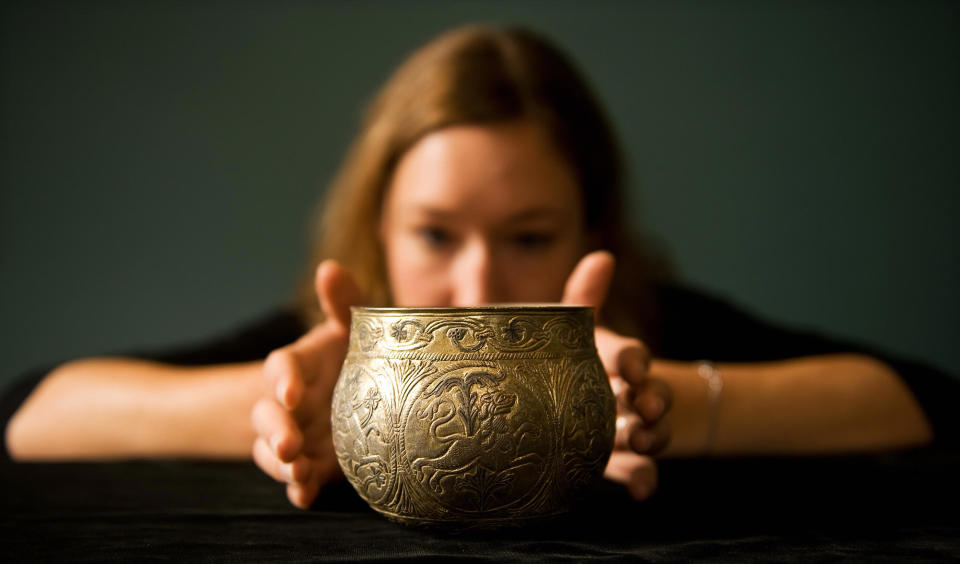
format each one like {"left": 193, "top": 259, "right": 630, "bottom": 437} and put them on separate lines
{"left": 269, "top": 434, "right": 281, "bottom": 455}
{"left": 275, "top": 380, "right": 288, "bottom": 407}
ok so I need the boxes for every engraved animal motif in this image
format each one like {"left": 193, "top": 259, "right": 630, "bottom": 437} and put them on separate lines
{"left": 411, "top": 386, "right": 542, "bottom": 496}
{"left": 337, "top": 378, "right": 393, "bottom": 498}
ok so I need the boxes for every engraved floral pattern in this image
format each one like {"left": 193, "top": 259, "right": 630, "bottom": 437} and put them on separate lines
{"left": 351, "top": 311, "right": 590, "bottom": 356}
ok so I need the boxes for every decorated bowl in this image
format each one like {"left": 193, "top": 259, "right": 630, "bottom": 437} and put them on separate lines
{"left": 331, "top": 305, "right": 615, "bottom": 528}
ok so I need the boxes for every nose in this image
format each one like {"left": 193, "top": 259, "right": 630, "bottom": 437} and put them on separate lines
{"left": 450, "top": 238, "right": 503, "bottom": 306}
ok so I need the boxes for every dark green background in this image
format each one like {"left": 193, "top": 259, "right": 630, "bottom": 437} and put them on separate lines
{"left": 2, "top": 1, "right": 958, "bottom": 383}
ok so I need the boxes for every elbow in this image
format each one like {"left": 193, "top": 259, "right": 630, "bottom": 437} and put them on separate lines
{"left": 845, "top": 353, "right": 935, "bottom": 449}
{"left": 4, "top": 385, "right": 56, "bottom": 461}
{"left": 3, "top": 361, "right": 88, "bottom": 461}
{"left": 5, "top": 409, "right": 32, "bottom": 461}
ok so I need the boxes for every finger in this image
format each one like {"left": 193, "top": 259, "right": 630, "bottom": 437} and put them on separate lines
{"left": 613, "top": 378, "right": 671, "bottom": 457}
{"left": 270, "top": 322, "right": 349, "bottom": 402}
{"left": 616, "top": 412, "right": 669, "bottom": 455}
{"left": 604, "top": 451, "right": 658, "bottom": 501}
{"left": 286, "top": 482, "right": 313, "bottom": 510}
{"left": 615, "top": 412, "right": 643, "bottom": 450}
{"left": 595, "top": 327, "right": 650, "bottom": 386}
{"left": 315, "top": 260, "right": 364, "bottom": 332}
{"left": 287, "top": 479, "right": 325, "bottom": 510}
{"left": 252, "top": 437, "right": 311, "bottom": 484}
{"left": 253, "top": 436, "right": 288, "bottom": 482}
{"left": 561, "top": 250, "right": 615, "bottom": 320}
{"left": 263, "top": 348, "right": 304, "bottom": 410}
{"left": 629, "top": 418, "right": 671, "bottom": 456}
{"left": 631, "top": 377, "right": 673, "bottom": 423}
{"left": 610, "top": 374, "right": 630, "bottom": 411}
{"left": 250, "top": 397, "right": 303, "bottom": 462}
{"left": 286, "top": 456, "right": 342, "bottom": 509}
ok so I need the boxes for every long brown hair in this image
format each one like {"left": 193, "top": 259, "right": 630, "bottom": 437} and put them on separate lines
{"left": 297, "top": 25, "right": 670, "bottom": 346}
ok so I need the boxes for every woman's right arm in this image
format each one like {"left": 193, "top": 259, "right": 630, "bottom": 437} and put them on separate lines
{"left": 6, "top": 260, "right": 360, "bottom": 512}
{"left": 5, "top": 357, "right": 266, "bottom": 460}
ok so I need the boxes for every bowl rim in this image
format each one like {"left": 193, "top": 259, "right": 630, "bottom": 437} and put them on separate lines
{"left": 350, "top": 304, "right": 594, "bottom": 315}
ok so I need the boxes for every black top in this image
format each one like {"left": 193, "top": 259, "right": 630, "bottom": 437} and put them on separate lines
{"left": 2, "top": 284, "right": 958, "bottom": 461}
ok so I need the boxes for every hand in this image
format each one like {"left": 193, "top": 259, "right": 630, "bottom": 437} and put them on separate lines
{"left": 562, "top": 251, "right": 673, "bottom": 501}
{"left": 250, "top": 260, "right": 363, "bottom": 508}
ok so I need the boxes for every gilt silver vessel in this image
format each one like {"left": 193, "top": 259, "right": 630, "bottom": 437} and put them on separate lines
{"left": 331, "top": 305, "right": 616, "bottom": 527}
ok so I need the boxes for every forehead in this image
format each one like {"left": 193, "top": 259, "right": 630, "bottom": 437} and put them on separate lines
{"left": 386, "top": 122, "right": 580, "bottom": 217}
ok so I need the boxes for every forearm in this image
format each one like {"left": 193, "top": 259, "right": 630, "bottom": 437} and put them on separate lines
{"left": 5, "top": 358, "right": 265, "bottom": 460}
{"left": 659, "top": 354, "right": 933, "bottom": 457}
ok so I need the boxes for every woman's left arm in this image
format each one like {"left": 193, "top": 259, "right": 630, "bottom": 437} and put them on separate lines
{"left": 656, "top": 354, "right": 933, "bottom": 457}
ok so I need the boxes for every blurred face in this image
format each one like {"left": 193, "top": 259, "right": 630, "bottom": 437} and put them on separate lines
{"left": 380, "top": 121, "right": 586, "bottom": 307}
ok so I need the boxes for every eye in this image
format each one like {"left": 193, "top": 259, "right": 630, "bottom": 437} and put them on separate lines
{"left": 511, "top": 231, "right": 555, "bottom": 251}
{"left": 418, "top": 226, "right": 453, "bottom": 248}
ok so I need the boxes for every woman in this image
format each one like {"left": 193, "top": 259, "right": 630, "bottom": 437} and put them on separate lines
{"left": 3, "top": 26, "right": 944, "bottom": 510}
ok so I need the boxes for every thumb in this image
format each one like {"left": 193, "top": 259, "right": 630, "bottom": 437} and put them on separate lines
{"left": 562, "top": 250, "right": 616, "bottom": 320}
{"left": 315, "top": 260, "right": 364, "bottom": 332}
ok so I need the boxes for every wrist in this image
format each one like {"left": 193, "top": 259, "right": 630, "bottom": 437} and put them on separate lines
{"left": 166, "top": 361, "right": 265, "bottom": 458}
{"left": 697, "top": 361, "right": 723, "bottom": 456}
{"left": 654, "top": 359, "right": 715, "bottom": 457}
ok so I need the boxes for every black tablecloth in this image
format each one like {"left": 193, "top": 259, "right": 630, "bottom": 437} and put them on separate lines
{"left": 3, "top": 451, "right": 959, "bottom": 562}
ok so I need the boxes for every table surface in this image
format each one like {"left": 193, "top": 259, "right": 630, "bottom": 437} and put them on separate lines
{"left": 3, "top": 451, "right": 959, "bottom": 562}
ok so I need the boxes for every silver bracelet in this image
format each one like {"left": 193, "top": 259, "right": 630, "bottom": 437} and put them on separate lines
{"left": 697, "top": 360, "right": 724, "bottom": 455}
